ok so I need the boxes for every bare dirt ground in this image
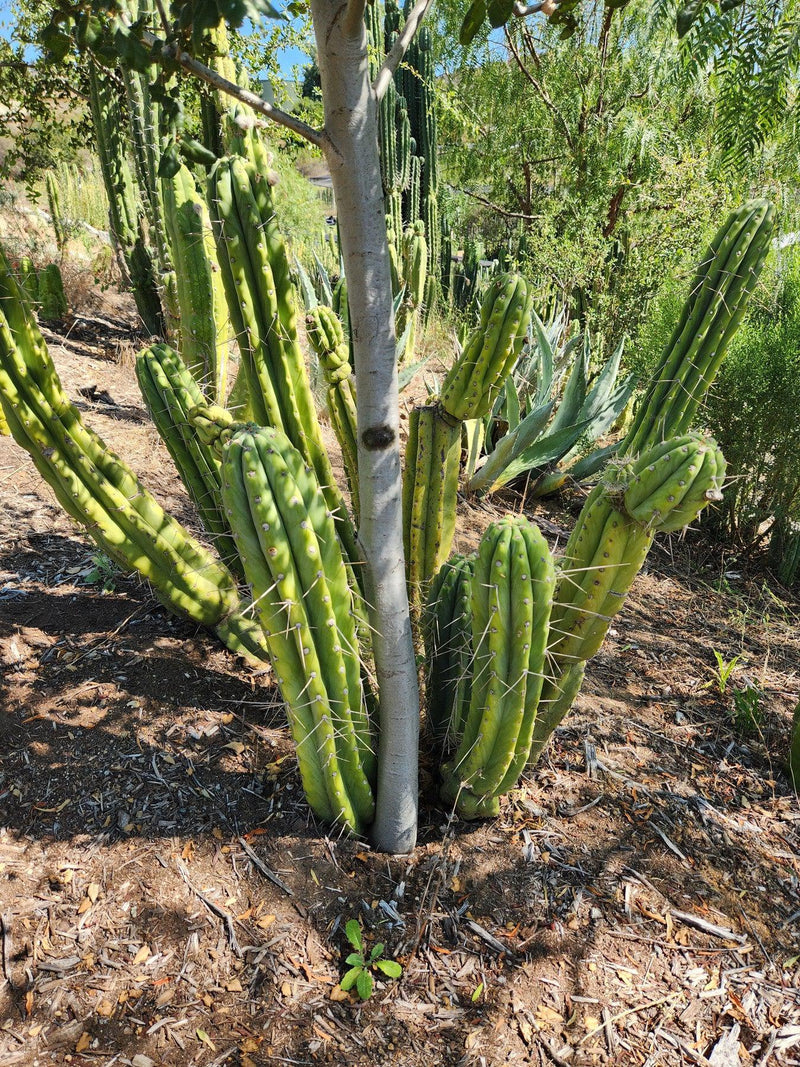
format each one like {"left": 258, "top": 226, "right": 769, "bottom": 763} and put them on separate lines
{"left": 1, "top": 296, "right": 799, "bottom": 1067}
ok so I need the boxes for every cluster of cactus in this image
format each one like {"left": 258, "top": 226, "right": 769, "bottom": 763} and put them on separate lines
{"left": 13, "top": 258, "right": 68, "bottom": 321}
{"left": 45, "top": 172, "right": 67, "bottom": 254}
{"left": 0, "top": 52, "right": 780, "bottom": 841}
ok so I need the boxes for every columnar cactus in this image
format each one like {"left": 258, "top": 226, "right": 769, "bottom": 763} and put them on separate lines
{"left": 402, "top": 403, "right": 461, "bottom": 604}
{"left": 436, "top": 517, "right": 556, "bottom": 818}
{"left": 87, "top": 64, "right": 163, "bottom": 336}
{"left": 37, "top": 264, "right": 68, "bottom": 321}
{"left": 623, "top": 199, "right": 774, "bottom": 456}
{"left": 135, "top": 343, "right": 238, "bottom": 569}
{"left": 305, "top": 306, "right": 360, "bottom": 516}
{"left": 422, "top": 553, "right": 475, "bottom": 743}
{"left": 0, "top": 249, "right": 238, "bottom": 627}
{"left": 402, "top": 273, "right": 533, "bottom": 602}
{"left": 220, "top": 425, "right": 376, "bottom": 833}
{"left": 528, "top": 433, "right": 727, "bottom": 766}
{"left": 396, "top": 221, "right": 427, "bottom": 362}
{"left": 208, "top": 152, "right": 358, "bottom": 565}
{"left": 161, "top": 162, "right": 230, "bottom": 399}
{"left": 45, "top": 172, "right": 66, "bottom": 253}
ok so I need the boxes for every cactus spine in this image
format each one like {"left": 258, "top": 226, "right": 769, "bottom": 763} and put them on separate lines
{"left": 221, "top": 426, "right": 376, "bottom": 834}
{"left": 208, "top": 153, "right": 358, "bottom": 565}
{"left": 437, "top": 517, "right": 556, "bottom": 818}
{"left": 0, "top": 248, "right": 238, "bottom": 627}
{"left": 161, "top": 162, "right": 229, "bottom": 399}
{"left": 305, "top": 306, "right": 360, "bottom": 516}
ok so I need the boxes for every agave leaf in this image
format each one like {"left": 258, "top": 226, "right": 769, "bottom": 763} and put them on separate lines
{"left": 293, "top": 256, "right": 318, "bottom": 312}
{"left": 312, "top": 250, "right": 333, "bottom": 306}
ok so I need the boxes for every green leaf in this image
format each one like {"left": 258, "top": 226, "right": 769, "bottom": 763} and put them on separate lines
{"left": 374, "top": 959, "right": 402, "bottom": 978}
{"left": 339, "top": 966, "right": 362, "bottom": 992}
{"left": 487, "top": 0, "right": 514, "bottom": 29}
{"left": 356, "top": 969, "right": 373, "bottom": 1000}
{"left": 472, "top": 982, "right": 484, "bottom": 1001}
{"left": 345, "top": 952, "right": 363, "bottom": 966}
{"left": 369, "top": 943, "right": 385, "bottom": 961}
{"left": 460, "top": 0, "right": 487, "bottom": 46}
{"left": 345, "top": 919, "right": 363, "bottom": 952}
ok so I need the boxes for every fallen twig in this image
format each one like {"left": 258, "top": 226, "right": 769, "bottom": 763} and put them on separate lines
{"left": 175, "top": 860, "right": 241, "bottom": 958}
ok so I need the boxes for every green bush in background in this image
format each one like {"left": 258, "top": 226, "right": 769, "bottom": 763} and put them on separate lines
{"left": 703, "top": 246, "right": 800, "bottom": 553}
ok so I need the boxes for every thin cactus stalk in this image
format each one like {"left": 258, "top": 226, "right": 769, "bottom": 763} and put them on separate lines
{"left": 305, "top": 306, "right": 360, "bottom": 516}
{"left": 135, "top": 343, "right": 238, "bottom": 570}
{"left": 437, "top": 517, "right": 556, "bottom": 818}
{"left": 402, "top": 403, "right": 461, "bottom": 606}
{"left": 161, "top": 162, "right": 229, "bottom": 399}
{"left": 790, "top": 701, "right": 800, "bottom": 794}
{"left": 396, "top": 221, "right": 427, "bottom": 362}
{"left": 87, "top": 63, "right": 163, "bottom": 336}
{"left": 45, "top": 172, "right": 66, "bottom": 253}
{"left": 0, "top": 248, "right": 238, "bottom": 627}
{"left": 422, "top": 553, "right": 475, "bottom": 743}
{"left": 623, "top": 200, "right": 774, "bottom": 456}
{"left": 221, "top": 425, "right": 376, "bottom": 834}
{"left": 208, "top": 153, "right": 358, "bottom": 566}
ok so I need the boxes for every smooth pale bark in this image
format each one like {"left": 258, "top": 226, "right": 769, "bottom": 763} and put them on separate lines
{"left": 311, "top": 0, "right": 419, "bottom": 853}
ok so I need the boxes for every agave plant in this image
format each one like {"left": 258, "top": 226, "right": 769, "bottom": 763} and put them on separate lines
{"left": 466, "top": 310, "right": 636, "bottom": 496}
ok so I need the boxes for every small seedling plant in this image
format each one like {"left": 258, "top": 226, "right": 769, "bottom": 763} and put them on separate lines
{"left": 340, "top": 919, "right": 402, "bottom": 1000}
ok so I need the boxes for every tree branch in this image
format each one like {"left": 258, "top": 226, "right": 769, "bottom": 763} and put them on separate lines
{"left": 373, "top": 0, "right": 436, "bottom": 102}
{"left": 343, "top": 0, "right": 368, "bottom": 38}
{"left": 140, "top": 29, "right": 327, "bottom": 149}
{"left": 513, "top": 0, "right": 559, "bottom": 16}
{"left": 505, "top": 26, "right": 575, "bottom": 152}
{"left": 447, "top": 182, "right": 543, "bottom": 222}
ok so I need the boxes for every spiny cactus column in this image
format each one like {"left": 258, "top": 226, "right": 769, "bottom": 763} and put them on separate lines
{"left": 45, "top": 172, "right": 66, "bottom": 254}
{"left": 221, "top": 426, "right": 376, "bottom": 834}
{"left": 396, "top": 221, "right": 427, "bottom": 362}
{"left": 305, "top": 305, "right": 360, "bottom": 515}
{"left": 37, "top": 264, "right": 68, "bottom": 321}
{"left": 623, "top": 200, "right": 774, "bottom": 455}
{"left": 136, "top": 343, "right": 238, "bottom": 569}
{"left": 528, "top": 433, "right": 727, "bottom": 766}
{"left": 161, "top": 162, "right": 229, "bottom": 399}
{"left": 436, "top": 517, "right": 556, "bottom": 818}
{"left": 402, "top": 273, "right": 533, "bottom": 604}
{"left": 208, "top": 153, "right": 358, "bottom": 567}
{"left": 422, "top": 553, "right": 475, "bottom": 743}
{"left": 0, "top": 248, "right": 238, "bottom": 627}
{"left": 88, "top": 63, "right": 163, "bottom": 336}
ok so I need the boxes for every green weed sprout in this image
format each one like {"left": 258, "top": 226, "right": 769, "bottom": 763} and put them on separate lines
{"left": 711, "top": 649, "right": 741, "bottom": 696}
{"left": 340, "top": 919, "right": 402, "bottom": 1000}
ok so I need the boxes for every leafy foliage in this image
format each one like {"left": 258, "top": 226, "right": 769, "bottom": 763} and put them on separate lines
{"left": 339, "top": 920, "right": 402, "bottom": 1001}
{"left": 703, "top": 248, "right": 800, "bottom": 548}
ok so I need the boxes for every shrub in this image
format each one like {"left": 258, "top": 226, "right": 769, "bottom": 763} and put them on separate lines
{"left": 703, "top": 246, "right": 800, "bottom": 550}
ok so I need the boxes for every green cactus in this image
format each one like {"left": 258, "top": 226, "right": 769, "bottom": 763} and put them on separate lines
{"left": 790, "top": 701, "right": 800, "bottom": 794}
{"left": 38, "top": 264, "right": 68, "bottom": 321}
{"left": 527, "top": 433, "right": 726, "bottom": 767}
{"left": 422, "top": 553, "right": 475, "bottom": 744}
{"left": 0, "top": 247, "right": 239, "bottom": 628}
{"left": 135, "top": 343, "right": 238, "bottom": 570}
{"left": 208, "top": 153, "right": 358, "bottom": 566}
{"left": 305, "top": 306, "right": 360, "bottom": 516}
{"left": 45, "top": 172, "right": 66, "bottom": 252}
{"left": 161, "top": 162, "right": 230, "bottom": 399}
{"left": 440, "top": 273, "right": 533, "bottom": 422}
{"left": 16, "top": 257, "right": 39, "bottom": 305}
{"left": 437, "top": 517, "right": 556, "bottom": 818}
{"left": 396, "top": 221, "right": 427, "bottom": 362}
{"left": 88, "top": 64, "right": 163, "bottom": 336}
{"left": 402, "top": 403, "right": 461, "bottom": 606}
{"left": 220, "top": 425, "right": 376, "bottom": 834}
{"left": 623, "top": 199, "right": 774, "bottom": 456}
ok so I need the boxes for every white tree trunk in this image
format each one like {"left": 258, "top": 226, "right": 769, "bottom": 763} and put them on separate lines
{"left": 311, "top": 0, "right": 419, "bottom": 853}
